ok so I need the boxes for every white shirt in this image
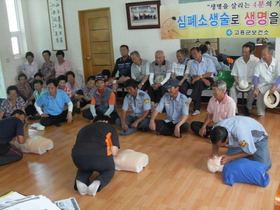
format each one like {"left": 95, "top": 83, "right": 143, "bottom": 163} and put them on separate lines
{"left": 22, "top": 61, "right": 38, "bottom": 79}
{"left": 254, "top": 57, "right": 280, "bottom": 93}
{"left": 231, "top": 55, "right": 259, "bottom": 83}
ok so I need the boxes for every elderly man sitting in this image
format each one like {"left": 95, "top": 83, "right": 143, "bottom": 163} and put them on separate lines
{"left": 191, "top": 80, "right": 236, "bottom": 138}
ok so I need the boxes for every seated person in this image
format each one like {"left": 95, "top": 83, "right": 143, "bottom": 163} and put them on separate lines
{"left": 148, "top": 50, "right": 172, "bottom": 111}
{"left": 216, "top": 54, "right": 230, "bottom": 71}
{"left": 0, "top": 86, "right": 25, "bottom": 119}
{"left": 107, "top": 45, "right": 133, "bottom": 92}
{"left": 102, "top": 69, "right": 112, "bottom": 89}
{"left": 20, "top": 51, "right": 38, "bottom": 83}
{"left": 34, "top": 72, "right": 46, "bottom": 88}
{"left": 0, "top": 109, "right": 26, "bottom": 166}
{"left": 76, "top": 75, "right": 96, "bottom": 113}
{"left": 171, "top": 49, "right": 190, "bottom": 96}
{"left": 191, "top": 80, "right": 236, "bottom": 138}
{"left": 34, "top": 78, "right": 73, "bottom": 127}
{"left": 115, "top": 79, "right": 151, "bottom": 136}
{"left": 57, "top": 75, "right": 71, "bottom": 98}
{"left": 83, "top": 74, "right": 119, "bottom": 124}
{"left": 65, "top": 71, "right": 82, "bottom": 98}
{"left": 149, "top": 79, "right": 190, "bottom": 137}
{"left": 189, "top": 47, "right": 215, "bottom": 116}
{"left": 41, "top": 50, "right": 55, "bottom": 80}
{"left": 200, "top": 44, "right": 221, "bottom": 75}
{"left": 25, "top": 79, "right": 47, "bottom": 117}
{"left": 55, "top": 50, "right": 71, "bottom": 78}
{"left": 209, "top": 116, "right": 272, "bottom": 170}
{"left": 72, "top": 115, "right": 120, "bottom": 196}
{"left": 16, "top": 73, "right": 33, "bottom": 101}
{"left": 130, "top": 51, "right": 150, "bottom": 91}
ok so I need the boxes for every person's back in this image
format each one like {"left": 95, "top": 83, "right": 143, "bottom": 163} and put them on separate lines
{"left": 0, "top": 117, "right": 24, "bottom": 144}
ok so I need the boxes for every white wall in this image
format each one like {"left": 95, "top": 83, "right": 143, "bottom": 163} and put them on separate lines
{"left": 0, "top": 0, "right": 279, "bottom": 97}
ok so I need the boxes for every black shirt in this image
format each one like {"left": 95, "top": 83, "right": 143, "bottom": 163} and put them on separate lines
{"left": 0, "top": 117, "right": 24, "bottom": 144}
{"left": 111, "top": 56, "right": 133, "bottom": 78}
{"left": 72, "top": 122, "right": 120, "bottom": 157}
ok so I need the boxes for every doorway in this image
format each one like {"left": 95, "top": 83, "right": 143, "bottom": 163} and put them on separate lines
{"left": 79, "top": 8, "right": 114, "bottom": 80}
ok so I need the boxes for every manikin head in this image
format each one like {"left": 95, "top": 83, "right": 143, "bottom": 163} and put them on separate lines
{"left": 207, "top": 155, "right": 224, "bottom": 173}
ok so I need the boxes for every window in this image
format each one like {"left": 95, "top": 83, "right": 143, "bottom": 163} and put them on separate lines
{"left": 5, "top": 0, "right": 24, "bottom": 57}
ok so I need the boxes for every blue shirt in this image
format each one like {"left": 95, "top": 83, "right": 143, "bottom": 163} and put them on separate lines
{"left": 36, "top": 89, "right": 70, "bottom": 116}
{"left": 214, "top": 116, "right": 268, "bottom": 155}
{"left": 156, "top": 92, "right": 190, "bottom": 124}
{"left": 190, "top": 57, "right": 215, "bottom": 78}
{"left": 122, "top": 90, "right": 151, "bottom": 117}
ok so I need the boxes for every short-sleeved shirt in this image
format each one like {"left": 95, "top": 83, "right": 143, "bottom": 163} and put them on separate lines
{"left": 55, "top": 60, "right": 71, "bottom": 78}
{"left": 122, "top": 89, "right": 151, "bottom": 117}
{"left": 65, "top": 80, "right": 82, "bottom": 97}
{"left": 0, "top": 117, "right": 24, "bottom": 144}
{"left": 33, "top": 88, "right": 47, "bottom": 101}
{"left": 214, "top": 116, "right": 268, "bottom": 155}
{"left": 91, "top": 88, "right": 116, "bottom": 113}
{"left": 22, "top": 61, "right": 38, "bottom": 79}
{"left": 231, "top": 56, "right": 259, "bottom": 83}
{"left": 171, "top": 57, "right": 189, "bottom": 77}
{"left": 80, "top": 84, "right": 96, "bottom": 101}
{"left": 202, "top": 53, "right": 221, "bottom": 71}
{"left": 156, "top": 92, "right": 190, "bottom": 124}
{"left": 72, "top": 122, "right": 120, "bottom": 157}
{"left": 0, "top": 97, "right": 25, "bottom": 118}
{"left": 36, "top": 89, "right": 70, "bottom": 116}
{"left": 16, "top": 82, "right": 33, "bottom": 101}
{"left": 41, "top": 61, "right": 55, "bottom": 78}
{"left": 150, "top": 60, "right": 172, "bottom": 79}
{"left": 254, "top": 58, "right": 280, "bottom": 93}
{"left": 58, "top": 86, "right": 71, "bottom": 98}
{"left": 111, "top": 56, "right": 133, "bottom": 78}
{"left": 131, "top": 59, "right": 150, "bottom": 82}
{"left": 206, "top": 94, "right": 236, "bottom": 124}
{"left": 190, "top": 57, "right": 215, "bottom": 78}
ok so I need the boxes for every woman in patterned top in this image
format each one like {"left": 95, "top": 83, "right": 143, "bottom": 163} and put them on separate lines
{"left": 57, "top": 75, "right": 71, "bottom": 98}
{"left": 0, "top": 86, "right": 25, "bottom": 119}
{"left": 15, "top": 73, "right": 33, "bottom": 102}
{"left": 41, "top": 50, "right": 55, "bottom": 80}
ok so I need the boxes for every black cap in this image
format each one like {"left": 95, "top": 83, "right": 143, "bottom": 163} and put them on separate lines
{"left": 95, "top": 74, "right": 105, "bottom": 81}
{"left": 165, "top": 79, "right": 179, "bottom": 89}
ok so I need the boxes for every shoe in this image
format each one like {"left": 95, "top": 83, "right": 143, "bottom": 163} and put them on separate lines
{"left": 87, "top": 180, "right": 101, "bottom": 196}
{"left": 192, "top": 110, "right": 200, "bottom": 116}
{"left": 76, "top": 180, "right": 88, "bottom": 195}
{"left": 37, "top": 124, "right": 45, "bottom": 131}
{"left": 30, "top": 122, "right": 41, "bottom": 128}
{"left": 243, "top": 106, "right": 250, "bottom": 116}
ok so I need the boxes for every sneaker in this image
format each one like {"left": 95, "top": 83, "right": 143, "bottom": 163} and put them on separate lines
{"left": 192, "top": 110, "right": 200, "bottom": 116}
{"left": 30, "top": 122, "right": 41, "bottom": 128}
{"left": 37, "top": 124, "right": 45, "bottom": 131}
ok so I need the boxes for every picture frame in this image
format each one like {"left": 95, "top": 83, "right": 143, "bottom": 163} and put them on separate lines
{"left": 126, "top": 1, "right": 160, "bottom": 29}
{"left": 47, "top": 0, "right": 67, "bottom": 50}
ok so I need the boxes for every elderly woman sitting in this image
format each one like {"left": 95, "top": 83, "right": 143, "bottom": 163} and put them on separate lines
{"left": 16, "top": 73, "right": 33, "bottom": 102}
{"left": 0, "top": 86, "right": 26, "bottom": 119}
{"left": 55, "top": 50, "right": 71, "bottom": 78}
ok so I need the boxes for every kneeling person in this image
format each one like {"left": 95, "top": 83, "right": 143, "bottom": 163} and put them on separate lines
{"left": 116, "top": 79, "right": 151, "bottom": 136}
{"left": 72, "top": 115, "right": 120, "bottom": 196}
{"left": 209, "top": 116, "right": 272, "bottom": 170}
{"left": 0, "top": 110, "right": 26, "bottom": 166}
{"left": 149, "top": 79, "right": 190, "bottom": 137}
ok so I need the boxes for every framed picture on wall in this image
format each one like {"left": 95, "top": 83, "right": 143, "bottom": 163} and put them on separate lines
{"left": 126, "top": 1, "right": 160, "bottom": 29}
{"left": 47, "top": 0, "right": 67, "bottom": 50}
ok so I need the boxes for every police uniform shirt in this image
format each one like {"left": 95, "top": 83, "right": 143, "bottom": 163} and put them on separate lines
{"left": 122, "top": 89, "right": 151, "bottom": 118}
{"left": 214, "top": 116, "right": 268, "bottom": 155}
{"left": 156, "top": 92, "right": 190, "bottom": 124}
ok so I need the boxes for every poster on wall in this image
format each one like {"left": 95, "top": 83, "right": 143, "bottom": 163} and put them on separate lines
{"left": 47, "top": 0, "right": 67, "bottom": 50}
{"left": 161, "top": 0, "right": 280, "bottom": 39}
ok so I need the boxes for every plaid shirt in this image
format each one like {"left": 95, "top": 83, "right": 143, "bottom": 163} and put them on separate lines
{"left": 0, "top": 97, "right": 25, "bottom": 118}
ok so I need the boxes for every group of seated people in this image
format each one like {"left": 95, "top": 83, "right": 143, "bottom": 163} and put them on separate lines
{"left": 0, "top": 42, "right": 277, "bottom": 196}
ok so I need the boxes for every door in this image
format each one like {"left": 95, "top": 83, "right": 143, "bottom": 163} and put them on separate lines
{"left": 79, "top": 8, "right": 114, "bottom": 80}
